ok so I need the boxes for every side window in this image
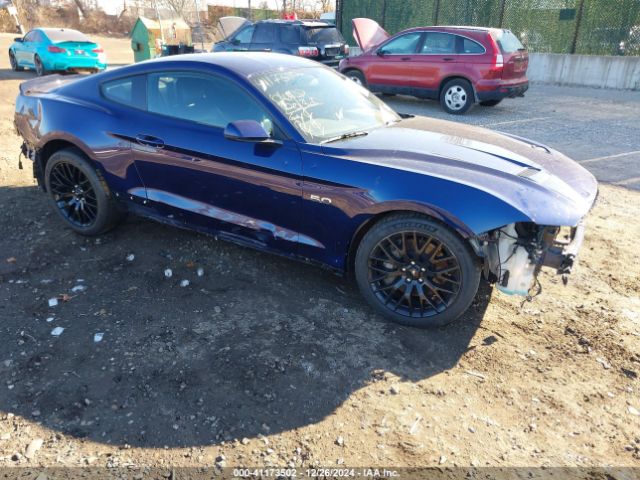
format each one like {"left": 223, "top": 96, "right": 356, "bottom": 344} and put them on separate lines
{"left": 101, "top": 75, "right": 146, "bottom": 110}
{"left": 146, "top": 72, "right": 274, "bottom": 135}
{"left": 253, "top": 24, "right": 275, "bottom": 43}
{"left": 279, "top": 26, "right": 300, "bottom": 44}
{"left": 460, "top": 36, "right": 485, "bottom": 54}
{"left": 421, "top": 32, "right": 456, "bottom": 54}
{"left": 233, "top": 26, "right": 254, "bottom": 45}
{"left": 23, "top": 31, "right": 36, "bottom": 42}
{"left": 380, "top": 32, "right": 422, "bottom": 54}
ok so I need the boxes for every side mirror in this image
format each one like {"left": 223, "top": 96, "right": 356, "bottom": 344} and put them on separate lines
{"left": 376, "top": 48, "right": 386, "bottom": 56}
{"left": 14, "top": 37, "right": 23, "bottom": 42}
{"left": 231, "top": 38, "right": 241, "bottom": 45}
{"left": 224, "top": 120, "right": 279, "bottom": 144}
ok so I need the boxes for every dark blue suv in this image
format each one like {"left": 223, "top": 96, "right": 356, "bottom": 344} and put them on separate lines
{"left": 213, "top": 19, "right": 349, "bottom": 68}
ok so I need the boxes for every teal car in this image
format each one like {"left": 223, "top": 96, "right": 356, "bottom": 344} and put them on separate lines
{"left": 9, "top": 28, "right": 106, "bottom": 76}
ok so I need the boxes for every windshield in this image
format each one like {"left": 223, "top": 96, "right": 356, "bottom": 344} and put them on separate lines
{"left": 249, "top": 67, "right": 399, "bottom": 143}
{"left": 494, "top": 30, "right": 525, "bottom": 53}
{"left": 305, "top": 26, "right": 344, "bottom": 44}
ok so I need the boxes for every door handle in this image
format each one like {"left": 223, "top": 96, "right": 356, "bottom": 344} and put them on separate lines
{"left": 401, "top": 57, "right": 411, "bottom": 61}
{"left": 136, "top": 134, "right": 164, "bottom": 148}
{"left": 443, "top": 57, "right": 455, "bottom": 61}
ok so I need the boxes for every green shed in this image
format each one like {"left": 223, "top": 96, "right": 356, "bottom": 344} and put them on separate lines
{"left": 130, "top": 16, "right": 192, "bottom": 63}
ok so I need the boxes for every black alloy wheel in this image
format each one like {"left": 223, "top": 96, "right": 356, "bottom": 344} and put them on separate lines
{"left": 45, "top": 148, "right": 124, "bottom": 235}
{"left": 355, "top": 214, "right": 481, "bottom": 327}
{"left": 48, "top": 160, "right": 99, "bottom": 228}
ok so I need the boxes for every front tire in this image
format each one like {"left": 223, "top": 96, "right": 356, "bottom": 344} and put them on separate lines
{"left": 44, "top": 149, "right": 124, "bottom": 236}
{"left": 34, "top": 54, "right": 46, "bottom": 76}
{"left": 345, "top": 70, "right": 367, "bottom": 88}
{"left": 355, "top": 214, "right": 481, "bottom": 328}
{"left": 440, "top": 78, "right": 473, "bottom": 114}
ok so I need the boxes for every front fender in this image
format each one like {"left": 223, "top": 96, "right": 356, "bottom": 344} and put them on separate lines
{"left": 299, "top": 145, "right": 532, "bottom": 270}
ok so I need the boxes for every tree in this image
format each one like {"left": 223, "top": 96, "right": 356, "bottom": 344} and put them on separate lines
{"left": 72, "top": 0, "right": 86, "bottom": 17}
{"left": 159, "top": 0, "right": 195, "bottom": 18}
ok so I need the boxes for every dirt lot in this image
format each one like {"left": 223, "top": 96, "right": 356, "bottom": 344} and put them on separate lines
{"left": 0, "top": 32, "right": 639, "bottom": 477}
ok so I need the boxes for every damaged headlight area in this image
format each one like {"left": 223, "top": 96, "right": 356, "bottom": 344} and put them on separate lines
{"left": 480, "top": 221, "right": 586, "bottom": 297}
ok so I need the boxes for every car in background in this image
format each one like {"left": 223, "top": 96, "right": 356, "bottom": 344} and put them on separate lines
{"left": 339, "top": 19, "right": 529, "bottom": 114}
{"left": 9, "top": 28, "right": 106, "bottom": 76}
{"left": 213, "top": 17, "right": 348, "bottom": 67}
{"left": 14, "top": 53, "right": 596, "bottom": 328}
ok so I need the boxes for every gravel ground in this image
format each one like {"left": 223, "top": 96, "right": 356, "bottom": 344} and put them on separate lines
{"left": 0, "top": 33, "right": 639, "bottom": 478}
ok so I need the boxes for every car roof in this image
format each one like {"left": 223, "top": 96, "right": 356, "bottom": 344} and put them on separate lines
{"left": 402, "top": 25, "right": 501, "bottom": 34}
{"left": 106, "top": 52, "right": 321, "bottom": 79}
{"left": 36, "top": 28, "right": 91, "bottom": 42}
{"left": 255, "top": 19, "right": 332, "bottom": 28}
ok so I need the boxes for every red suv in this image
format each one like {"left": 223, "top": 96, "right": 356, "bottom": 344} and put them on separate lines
{"left": 339, "top": 19, "right": 529, "bottom": 114}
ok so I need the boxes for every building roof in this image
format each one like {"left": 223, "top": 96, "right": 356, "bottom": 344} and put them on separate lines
{"left": 135, "top": 16, "right": 191, "bottom": 31}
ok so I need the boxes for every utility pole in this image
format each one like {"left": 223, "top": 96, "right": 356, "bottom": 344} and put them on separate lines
{"left": 152, "top": 0, "right": 165, "bottom": 44}
{"left": 194, "top": 0, "right": 204, "bottom": 51}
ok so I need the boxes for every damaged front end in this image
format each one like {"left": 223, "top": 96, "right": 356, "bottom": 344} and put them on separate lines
{"left": 480, "top": 221, "right": 587, "bottom": 297}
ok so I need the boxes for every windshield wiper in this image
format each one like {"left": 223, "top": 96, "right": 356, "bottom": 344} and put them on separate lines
{"left": 322, "top": 130, "right": 369, "bottom": 144}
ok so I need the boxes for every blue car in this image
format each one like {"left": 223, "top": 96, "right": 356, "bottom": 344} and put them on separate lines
{"left": 14, "top": 53, "right": 597, "bottom": 327}
{"left": 9, "top": 28, "right": 106, "bottom": 76}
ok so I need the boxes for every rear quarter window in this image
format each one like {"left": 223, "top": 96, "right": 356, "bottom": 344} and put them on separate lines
{"left": 494, "top": 30, "right": 525, "bottom": 53}
{"left": 101, "top": 75, "right": 146, "bottom": 110}
{"left": 459, "top": 36, "right": 485, "bottom": 54}
{"left": 279, "top": 26, "right": 301, "bottom": 44}
{"left": 305, "top": 27, "right": 344, "bottom": 44}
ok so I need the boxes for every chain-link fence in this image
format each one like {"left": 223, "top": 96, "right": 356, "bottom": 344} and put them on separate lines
{"left": 337, "top": 0, "right": 640, "bottom": 55}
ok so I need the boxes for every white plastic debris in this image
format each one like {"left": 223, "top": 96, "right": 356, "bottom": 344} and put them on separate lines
{"left": 197, "top": 267, "right": 204, "bottom": 277}
{"left": 51, "top": 327, "right": 64, "bottom": 337}
{"left": 24, "top": 438, "right": 44, "bottom": 459}
{"left": 180, "top": 279, "right": 190, "bottom": 287}
{"left": 126, "top": 254, "right": 135, "bottom": 262}
{"left": 46, "top": 317, "right": 54, "bottom": 323}
{"left": 94, "top": 333, "right": 104, "bottom": 343}
{"left": 48, "top": 298, "right": 58, "bottom": 307}
{"left": 164, "top": 268, "right": 173, "bottom": 278}
{"left": 71, "top": 285, "right": 86, "bottom": 293}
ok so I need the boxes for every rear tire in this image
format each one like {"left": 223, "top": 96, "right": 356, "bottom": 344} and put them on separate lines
{"left": 345, "top": 70, "right": 367, "bottom": 88}
{"left": 34, "top": 54, "right": 46, "bottom": 76}
{"left": 355, "top": 213, "right": 481, "bottom": 328}
{"left": 9, "top": 51, "right": 23, "bottom": 71}
{"left": 44, "top": 149, "right": 124, "bottom": 236}
{"left": 480, "top": 99, "right": 502, "bottom": 107}
{"left": 440, "top": 78, "right": 473, "bottom": 115}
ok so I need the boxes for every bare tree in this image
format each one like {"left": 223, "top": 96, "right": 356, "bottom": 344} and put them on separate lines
{"left": 72, "top": 0, "right": 86, "bottom": 17}
{"left": 160, "top": 0, "right": 195, "bottom": 18}
{"left": 12, "top": 0, "right": 39, "bottom": 28}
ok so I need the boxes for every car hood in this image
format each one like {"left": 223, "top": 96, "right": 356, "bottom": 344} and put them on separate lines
{"left": 352, "top": 18, "right": 390, "bottom": 51}
{"left": 321, "top": 116, "right": 598, "bottom": 228}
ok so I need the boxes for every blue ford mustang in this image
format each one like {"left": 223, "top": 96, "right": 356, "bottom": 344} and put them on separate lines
{"left": 14, "top": 53, "right": 597, "bottom": 328}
